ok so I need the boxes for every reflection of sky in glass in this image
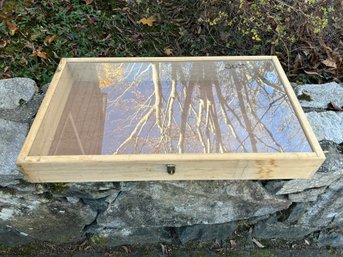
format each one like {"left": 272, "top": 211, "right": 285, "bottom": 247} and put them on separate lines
{"left": 97, "top": 60, "right": 312, "bottom": 154}
{"left": 46, "top": 60, "right": 313, "bottom": 155}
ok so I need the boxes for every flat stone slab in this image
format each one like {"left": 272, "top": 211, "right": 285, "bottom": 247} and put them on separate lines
{"left": 296, "top": 82, "right": 343, "bottom": 109}
{"left": 0, "top": 78, "right": 37, "bottom": 109}
{"left": 97, "top": 181, "right": 290, "bottom": 228}
{"left": 0, "top": 190, "right": 97, "bottom": 244}
{"left": 0, "top": 119, "right": 28, "bottom": 186}
{"left": 288, "top": 187, "right": 327, "bottom": 202}
{"left": 276, "top": 171, "right": 343, "bottom": 195}
{"left": 306, "top": 111, "right": 343, "bottom": 144}
{"left": 177, "top": 222, "right": 237, "bottom": 244}
{"left": 90, "top": 227, "right": 172, "bottom": 247}
{"left": 318, "top": 231, "right": 343, "bottom": 247}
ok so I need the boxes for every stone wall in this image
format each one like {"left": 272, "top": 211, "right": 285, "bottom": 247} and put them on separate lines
{"left": 0, "top": 78, "right": 342, "bottom": 248}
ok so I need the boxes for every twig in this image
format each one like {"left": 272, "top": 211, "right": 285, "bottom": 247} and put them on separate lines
{"left": 0, "top": 0, "right": 5, "bottom": 10}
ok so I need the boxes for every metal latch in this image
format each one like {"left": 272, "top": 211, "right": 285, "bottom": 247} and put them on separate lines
{"left": 166, "top": 164, "right": 175, "bottom": 175}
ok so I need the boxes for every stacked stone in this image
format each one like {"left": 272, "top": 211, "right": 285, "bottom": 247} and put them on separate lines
{"left": 0, "top": 79, "right": 342, "bottom": 248}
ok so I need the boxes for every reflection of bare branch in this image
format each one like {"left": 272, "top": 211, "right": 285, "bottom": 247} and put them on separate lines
{"left": 123, "top": 63, "right": 141, "bottom": 81}
{"left": 205, "top": 63, "right": 224, "bottom": 153}
{"left": 250, "top": 100, "right": 285, "bottom": 152}
{"left": 214, "top": 83, "right": 247, "bottom": 152}
{"left": 166, "top": 70, "right": 176, "bottom": 129}
{"left": 232, "top": 70, "right": 258, "bottom": 152}
{"left": 258, "top": 75, "right": 283, "bottom": 93}
{"left": 155, "top": 67, "right": 177, "bottom": 152}
{"left": 152, "top": 63, "right": 163, "bottom": 130}
{"left": 103, "top": 60, "right": 308, "bottom": 155}
{"left": 177, "top": 63, "right": 199, "bottom": 153}
{"left": 114, "top": 107, "right": 154, "bottom": 154}
{"left": 107, "top": 64, "right": 152, "bottom": 108}
{"left": 236, "top": 95, "right": 285, "bottom": 151}
{"left": 196, "top": 92, "right": 207, "bottom": 153}
{"left": 137, "top": 116, "right": 157, "bottom": 153}
{"left": 178, "top": 82, "right": 194, "bottom": 153}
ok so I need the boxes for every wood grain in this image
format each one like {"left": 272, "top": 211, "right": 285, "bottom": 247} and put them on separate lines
{"left": 16, "top": 56, "right": 325, "bottom": 182}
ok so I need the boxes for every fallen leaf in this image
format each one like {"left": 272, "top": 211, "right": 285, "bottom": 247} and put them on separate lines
{"left": 230, "top": 239, "right": 237, "bottom": 250}
{"left": 164, "top": 47, "right": 173, "bottom": 56}
{"left": 87, "top": 15, "right": 98, "bottom": 24}
{"left": 6, "top": 20, "right": 19, "bottom": 36}
{"left": 78, "top": 240, "right": 88, "bottom": 250}
{"left": 0, "top": 0, "right": 5, "bottom": 9}
{"left": 44, "top": 35, "right": 56, "bottom": 44}
{"left": 0, "top": 39, "right": 7, "bottom": 48}
{"left": 2, "top": 73, "right": 12, "bottom": 79}
{"left": 252, "top": 238, "right": 265, "bottom": 248}
{"left": 101, "top": 34, "right": 111, "bottom": 42}
{"left": 32, "top": 47, "right": 47, "bottom": 60}
{"left": 138, "top": 16, "right": 156, "bottom": 26}
{"left": 214, "top": 247, "right": 225, "bottom": 253}
{"left": 52, "top": 51, "right": 59, "bottom": 59}
{"left": 121, "top": 245, "right": 131, "bottom": 254}
{"left": 37, "top": 49, "right": 47, "bottom": 59}
{"left": 322, "top": 58, "right": 337, "bottom": 68}
{"left": 30, "top": 31, "right": 41, "bottom": 40}
{"left": 82, "top": 0, "right": 93, "bottom": 4}
{"left": 24, "top": 41, "right": 34, "bottom": 50}
{"left": 20, "top": 57, "right": 28, "bottom": 65}
{"left": 161, "top": 243, "right": 168, "bottom": 256}
{"left": 327, "top": 101, "right": 343, "bottom": 111}
{"left": 304, "top": 70, "right": 322, "bottom": 77}
{"left": 319, "top": 38, "right": 333, "bottom": 57}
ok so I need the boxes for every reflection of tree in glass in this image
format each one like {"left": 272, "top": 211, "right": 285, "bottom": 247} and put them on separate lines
{"left": 98, "top": 60, "right": 310, "bottom": 154}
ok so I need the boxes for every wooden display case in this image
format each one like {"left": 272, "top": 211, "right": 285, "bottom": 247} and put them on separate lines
{"left": 16, "top": 56, "right": 325, "bottom": 182}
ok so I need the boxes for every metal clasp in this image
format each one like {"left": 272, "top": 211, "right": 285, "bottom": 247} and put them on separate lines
{"left": 166, "top": 164, "right": 175, "bottom": 175}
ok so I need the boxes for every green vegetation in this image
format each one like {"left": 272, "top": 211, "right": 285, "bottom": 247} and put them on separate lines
{"left": 250, "top": 249, "right": 278, "bottom": 257}
{"left": 0, "top": 0, "right": 342, "bottom": 86}
{"left": 90, "top": 234, "right": 109, "bottom": 247}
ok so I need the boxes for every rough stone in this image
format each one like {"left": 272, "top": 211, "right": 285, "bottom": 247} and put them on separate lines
{"left": 0, "top": 92, "right": 44, "bottom": 123}
{"left": 288, "top": 187, "right": 326, "bottom": 202}
{"left": 0, "top": 78, "right": 37, "bottom": 109}
{"left": 170, "top": 250, "right": 219, "bottom": 257}
{"left": 0, "top": 119, "right": 28, "bottom": 186}
{"left": 329, "top": 177, "right": 343, "bottom": 191}
{"left": 0, "top": 83, "right": 49, "bottom": 123}
{"left": 318, "top": 231, "right": 343, "bottom": 247}
{"left": 294, "top": 187, "right": 343, "bottom": 229}
{"left": 89, "top": 227, "right": 172, "bottom": 247}
{"left": 72, "top": 253, "right": 104, "bottom": 257}
{"left": 276, "top": 171, "right": 343, "bottom": 195}
{"left": 0, "top": 190, "right": 97, "bottom": 244}
{"left": 51, "top": 182, "right": 120, "bottom": 200}
{"left": 0, "top": 78, "right": 342, "bottom": 247}
{"left": 295, "top": 82, "right": 343, "bottom": 110}
{"left": 0, "top": 225, "right": 33, "bottom": 247}
{"left": 170, "top": 249, "right": 339, "bottom": 257}
{"left": 306, "top": 111, "right": 343, "bottom": 144}
{"left": 253, "top": 216, "right": 317, "bottom": 240}
{"left": 177, "top": 222, "right": 237, "bottom": 244}
{"left": 264, "top": 181, "right": 287, "bottom": 195}
{"left": 318, "top": 140, "right": 343, "bottom": 173}
{"left": 260, "top": 183, "right": 343, "bottom": 240}
{"left": 97, "top": 181, "right": 290, "bottom": 228}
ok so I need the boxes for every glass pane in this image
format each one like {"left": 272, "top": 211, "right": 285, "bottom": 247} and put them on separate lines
{"left": 30, "top": 60, "right": 312, "bottom": 155}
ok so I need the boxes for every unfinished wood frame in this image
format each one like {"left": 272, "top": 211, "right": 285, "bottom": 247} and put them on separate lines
{"left": 16, "top": 56, "right": 325, "bottom": 182}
